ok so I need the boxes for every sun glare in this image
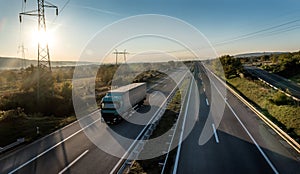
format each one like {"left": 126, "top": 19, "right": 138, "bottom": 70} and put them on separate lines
{"left": 32, "top": 30, "right": 54, "bottom": 47}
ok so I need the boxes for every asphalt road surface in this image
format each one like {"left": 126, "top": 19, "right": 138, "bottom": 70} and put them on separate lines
{"left": 1, "top": 65, "right": 299, "bottom": 174}
{"left": 176, "top": 62, "right": 300, "bottom": 174}
{"left": 0, "top": 69, "right": 188, "bottom": 174}
{"left": 244, "top": 65, "right": 300, "bottom": 99}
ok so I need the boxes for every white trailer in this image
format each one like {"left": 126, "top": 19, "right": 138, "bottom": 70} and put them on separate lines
{"left": 100, "top": 83, "right": 146, "bottom": 123}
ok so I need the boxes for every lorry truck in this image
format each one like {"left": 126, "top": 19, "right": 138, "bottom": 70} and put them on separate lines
{"left": 100, "top": 83, "right": 146, "bottom": 124}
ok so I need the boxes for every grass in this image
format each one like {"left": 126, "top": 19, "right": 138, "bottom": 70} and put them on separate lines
{"left": 227, "top": 77, "right": 300, "bottom": 141}
{"left": 289, "top": 73, "right": 300, "bottom": 85}
{"left": 0, "top": 114, "right": 76, "bottom": 147}
{"left": 128, "top": 84, "right": 183, "bottom": 174}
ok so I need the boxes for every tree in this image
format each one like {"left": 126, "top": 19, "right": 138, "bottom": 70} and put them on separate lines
{"left": 61, "top": 82, "right": 72, "bottom": 101}
{"left": 219, "top": 55, "right": 243, "bottom": 79}
{"left": 20, "top": 65, "right": 54, "bottom": 97}
{"left": 260, "top": 55, "right": 270, "bottom": 62}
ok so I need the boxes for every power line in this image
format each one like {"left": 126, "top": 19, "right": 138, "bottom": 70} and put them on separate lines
{"left": 50, "top": 0, "right": 71, "bottom": 25}
{"left": 214, "top": 19, "right": 300, "bottom": 46}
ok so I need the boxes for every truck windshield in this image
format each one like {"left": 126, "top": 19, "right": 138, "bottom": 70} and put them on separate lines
{"left": 101, "top": 102, "right": 120, "bottom": 109}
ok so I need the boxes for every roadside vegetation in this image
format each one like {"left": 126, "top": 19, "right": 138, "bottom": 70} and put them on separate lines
{"left": 0, "top": 65, "right": 75, "bottom": 147}
{"left": 211, "top": 52, "right": 300, "bottom": 142}
{"left": 259, "top": 51, "right": 300, "bottom": 78}
{"left": 128, "top": 77, "right": 190, "bottom": 174}
{"left": 0, "top": 63, "right": 172, "bottom": 148}
{"left": 227, "top": 78, "right": 300, "bottom": 140}
{"left": 289, "top": 74, "right": 300, "bottom": 86}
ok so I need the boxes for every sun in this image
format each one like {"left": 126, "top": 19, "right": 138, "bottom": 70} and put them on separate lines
{"left": 32, "top": 29, "right": 54, "bottom": 47}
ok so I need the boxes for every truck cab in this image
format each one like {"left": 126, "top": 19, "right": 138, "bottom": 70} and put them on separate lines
{"left": 100, "top": 93, "right": 123, "bottom": 124}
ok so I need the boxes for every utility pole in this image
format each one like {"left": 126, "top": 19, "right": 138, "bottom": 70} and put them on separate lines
{"left": 113, "top": 49, "right": 129, "bottom": 65}
{"left": 19, "top": 0, "right": 58, "bottom": 101}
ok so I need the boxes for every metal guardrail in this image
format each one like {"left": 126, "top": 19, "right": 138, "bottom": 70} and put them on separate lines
{"left": 0, "top": 138, "right": 25, "bottom": 153}
{"left": 116, "top": 71, "right": 190, "bottom": 174}
{"left": 226, "top": 83, "right": 300, "bottom": 153}
{"left": 204, "top": 65, "right": 300, "bottom": 154}
{"left": 160, "top": 77, "right": 191, "bottom": 174}
{"left": 244, "top": 67, "right": 300, "bottom": 102}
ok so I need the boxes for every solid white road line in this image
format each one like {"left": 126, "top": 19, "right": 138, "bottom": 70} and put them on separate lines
{"left": 225, "top": 102, "right": 279, "bottom": 174}
{"left": 8, "top": 118, "right": 101, "bottom": 174}
{"left": 58, "top": 150, "right": 89, "bottom": 174}
{"left": 110, "top": 71, "right": 189, "bottom": 174}
{"left": 173, "top": 77, "right": 194, "bottom": 174}
{"left": 212, "top": 124, "right": 219, "bottom": 143}
{"left": 204, "top": 66, "right": 279, "bottom": 174}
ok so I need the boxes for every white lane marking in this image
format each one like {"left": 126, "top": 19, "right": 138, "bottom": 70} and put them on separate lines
{"left": 58, "top": 150, "right": 89, "bottom": 174}
{"left": 152, "top": 92, "right": 158, "bottom": 97}
{"left": 204, "top": 65, "right": 279, "bottom": 174}
{"left": 110, "top": 71, "right": 189, "bottom": 174}
{"left": 205, "top": 98, "right": 209, "bottom": 106}
{"left": 173, "top": 77, "right": 194, "bottom": 174}
{"left": 226, "top": 102, "right": 278, "bottom": 174}
{"left": 212, "top": 124, "right": 219, "bottom": 143}
{"left": 8, "top": 118, "right": 100, "bottom": 174}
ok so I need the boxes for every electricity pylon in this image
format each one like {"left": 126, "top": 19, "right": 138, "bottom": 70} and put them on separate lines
{"left": 19, "top": 0, "right": 58, "bottom": 71}
{"left": 18, "top": 43, "right": 27, "bottom": 69}
{"left": 19, "top": 0, "right": 58, "bottom": 101}
{"left": 113, "top": 49, "right": 129, "bottom": 65}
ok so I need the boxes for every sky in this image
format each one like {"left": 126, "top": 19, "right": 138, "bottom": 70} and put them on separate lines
{"left": 0, "top": 0, "right": 300, "bottom": 62}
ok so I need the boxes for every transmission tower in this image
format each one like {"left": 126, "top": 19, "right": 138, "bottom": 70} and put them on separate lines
{"left": 18, "top": 43, "right": 27, "bottom": 69}
{"left": 19, "top": 0, "right": 58, "bottom": 101}
{"left": 113, "top": 49, "right": 129, "bottom": 65}
{"left": 19, "top": 0, "right": 58, "bottom": 71}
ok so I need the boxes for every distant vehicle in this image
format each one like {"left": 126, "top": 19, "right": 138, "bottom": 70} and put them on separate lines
{"left": 100, "top": 83, "right": 146, "bottom": 124}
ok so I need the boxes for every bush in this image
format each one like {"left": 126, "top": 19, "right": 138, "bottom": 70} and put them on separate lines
{"left": 270, "top": 91, "right": 293, "bottom": 105}
{"left": 0, "top": 108, "right": 26, "bottom": 122}
{"left": 0, "top": 91, "right": 74, "bottom": 117}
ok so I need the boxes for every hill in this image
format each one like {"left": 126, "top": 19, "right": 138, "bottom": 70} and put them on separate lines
{"left": 234, "top": 52, "right": 288, "bottom": 58}
{"left": 0, "top": 57, "right": 93, "bottom": 69}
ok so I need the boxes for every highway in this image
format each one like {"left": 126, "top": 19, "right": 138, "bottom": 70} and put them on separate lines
{"left": 1, "top": 64, "right": 299, "bottom": 174}
{"left": 244, "top": 65, "right": 300, "bottom": 99}
{"left": 175, "top": 62, "right": 300, "bottom": 174}
{"left": 0, "top": 69, "right": 188, "bottom": 174}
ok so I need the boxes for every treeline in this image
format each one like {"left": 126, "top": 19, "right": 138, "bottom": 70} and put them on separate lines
{"left": 1, "top": 62, "right": 198, "bottom": 120}
{"left": 0, "top": 65, "right": 74, "bottom": 119}
{"left": 213, "top": 55, "right": 244, "bottom": 79}
{"left": 260, "top": 51, "right": 300, "bottom": 77}
{"left": 212, "top": 51, "right": 300, "bottom": 79}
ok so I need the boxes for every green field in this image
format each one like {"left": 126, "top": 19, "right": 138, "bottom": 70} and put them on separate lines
{"left": 227, "top": 77, "right": 300, "bottom": 140}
